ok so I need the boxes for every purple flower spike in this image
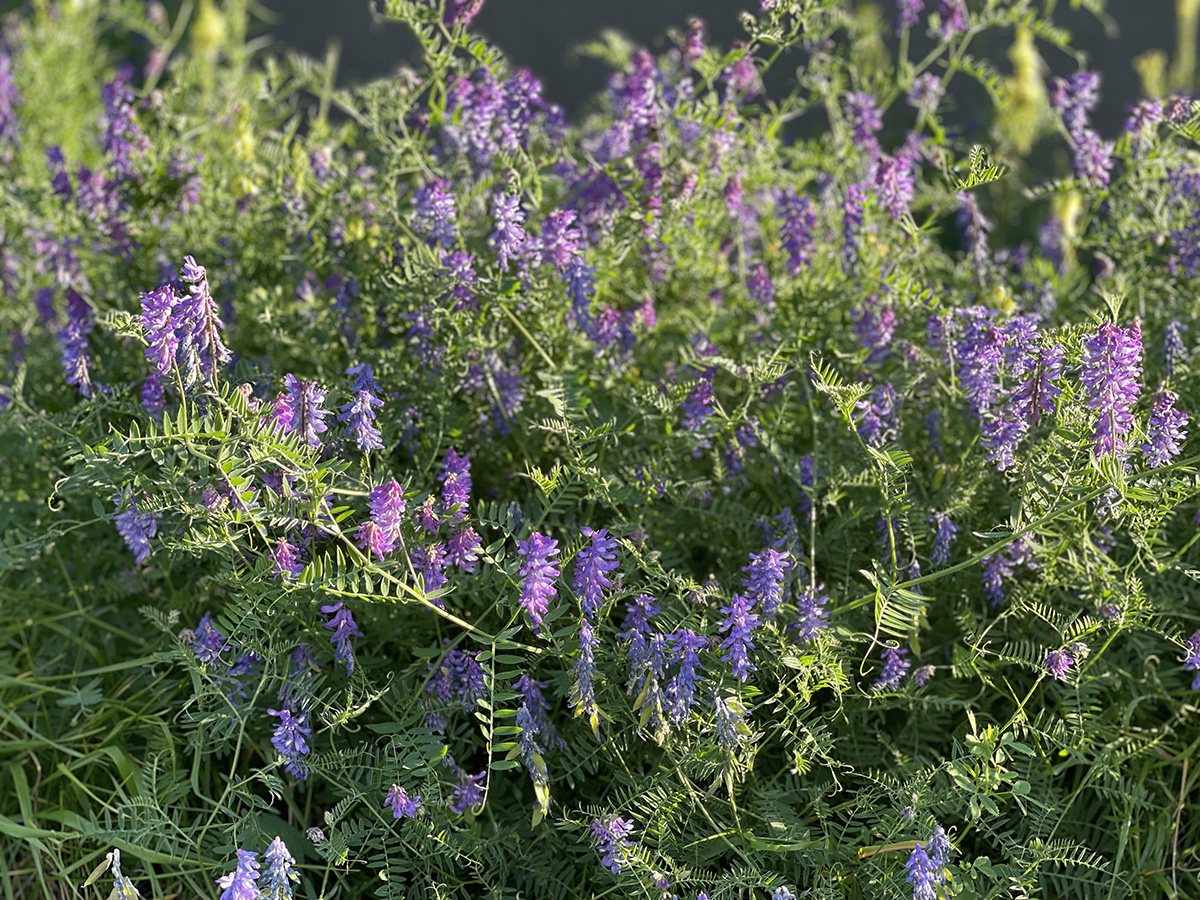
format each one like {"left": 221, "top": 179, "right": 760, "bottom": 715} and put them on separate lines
{"left": 1184, "top": 631, "right": 1200, "bottom": 690}
{"left": 1143, "top": 390, "right": 1188, "bottom": 467}
{"left": 873, "top": 646, "right": 910, "bottom": 691}
{"left": 928, "top": 513, "right": 959, "bottom": 567}
{"left": 667, "top": 628, "right": 707, "bottom": 722}
{"left": 272, "top": 539, "right": 303, "bottom": 579}
{"left": 448, "top": 771, "right": 485, "bottom": 813}
{"left": 589, "top": 815, "right": 634, "bottom": 875}
{"left": 517, "top": 532, "right": 560, "bottom": 632}
{"left": 439, "top": 447, "right": 472, "bottom": 521}
{"left": 114, "top": 496, "right": 157, "bottom": 565}
{"left": 261, "top": 837, "right": 299, "bottom": 900}
{"left": 280, "top": 375, "right": 330, "bottom": 449}
{"left": 490, "top": 192, "right": 527, "bottom": 271}
{"left": 718, "top": 593, "right": 760, "bottom": 682}
{"left": 573, "top": 526, "right": 620, "bottom": 617}
{"left": 384, "top": 784, "right": 422, "bottom": 820}
{"left": 1081, "top": 321, "right": 1142, "bottom": 459}
{"left": 175, "top": 257, "right": 232, "bottom": 389}
{"left": 321, "top": 602, "right": 363, "bottom": 675}
{"left": 268, "top": 707, "right": 312, "bottom": 779}
{"left": 742, "top": 548, "right": 788, "bottom": 618}
{"left": 1045, "top": 647, "right": 1075, "bottom": 681}
{"left": 338, "top": 390, "right": 384, "bottom": 452}
{"left": 777, "top": 187, "right": 817, "bottom": 275}
{"left": 140, "top": 284, "right": 179, "bottom": 375}
{"left": 216, "top": 849, "right": 261, "bottom": 900}
{"left": 791, "top": 583, "right": 830, "bottom": 641}
{"left": 59, "top": 290, "right": 96, "bottom": 398}
{"left": 413, "top": 179, "right": 458, "bottom": 247}
{"left": 906, "top": 843, "right": 939, "bottom": 900}
{"left": 569, "top": 619, "right": 602, "bottom": 734}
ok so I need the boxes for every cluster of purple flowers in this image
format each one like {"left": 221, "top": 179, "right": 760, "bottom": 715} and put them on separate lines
{"left": 321, "top": 602, "right": 363, "bottom": 675}
{"left": 338, "top": 363, "right": 385, "bottom": 452}
{"left": 113, "top": 495, "right": 157, "bottom": 565}
{"left": 517, "top": 532, "right": 560, "bottom": 632}
{"left": 275, "top": 374, "right": 330, "bottom": 449}
{"left": 1080, "top": 320, "right": 1142, "bottom": 460}
{"left": 1050, "top": 71, "right": 1113, "bottom": 189}
{"left": 214, "top": 837, "right": 300, "bottom": 900}
{"left": 718, "top": 593, "right": 760, "bottom": 682}
{"left": 589, "top": 815, "right": 635, "bottom": 874}
{"left": 873, "top": 646, "right": 911, "bottom": 691}
{"left": 267, "top": 706, "right": 312, "bottom": 778}
{"left": 384, "top": 783, "right": 422, "bottom": 820}
{"left": 906, "top": 824, "right": 952, "bottom": 900}
{"left": 139, "top": 257, "right": 232, "bottom": 390}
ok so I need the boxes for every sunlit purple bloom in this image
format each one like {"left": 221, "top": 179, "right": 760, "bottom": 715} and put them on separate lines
{"left": 413, "top": 179, "right": 458, "bottom": 247}
{"left": 1081, "top": 321, "right": 1142, "bottom": 458}
{"left": 261, "top": 837, "right": 299, "bottom": 900}
{"left": 855, "top": 382, "right": 899, "bottom": 446}
{"left": 873, "top": 647, "right": 910, "bottom": 691}
{"left": 955, "top": 307, "right": 1006, "bottom": 419}
{"left": 983, "top": 344, "right": 1064, "bottom": 470}
{"left": 140, "top": 284, "right": 179, "bottom": 374}
{"left": 415, "top": 495, "right": 440, "bottom": 533}
{"left": 666, "top": 628, "right": 707, "bottom": 722}
{"left": 216, "top": 849, "right": 261, "bottom": 900}
{"left": 1073, "top": 128, "right": 1114, "bottom": 189}
{"left": 532, "top": 209, "right": 584, "bottom": 275}
{"left": 517, "top": 532, "right": 560, "bottom": 632}
{"left": 742, "top": 548, "right": 788, "bottom": 618}
{"left": 489, "top": 192, "right": 527, "bottom": 270}
{"left": 791, "top": 583, "right": 830, "bottom": 641}
{"left": 448, "top": 771, "right": 485, "bottom": 813}
{"left": 569, "top": 618, "right": 602, "bottom": 734}
{"left": 338, "top": 389, "right": 384, "bottom": 452}
{"left": 719, "top": 593, "right": 760, "bottom": 682}
{"left": 1143, "top": 390, "right": 1188, "bottom": 467}
{"left": 279, "top": 375, "right": 329, "bottom": 449}
{"left": 906, "top": 844, "right": 939, "bottom": 900}
{"left": 589, "top": 815, "right": 634, "bottom": 874}
{"left": 776, "top": 187, "right": 817, "bottom": 275}
{"left": 1045, "top": 648, "right": 1075, "bottom": 681}
{"left": 59, "top": 290, "right": 96, "bottom": 397}
{"left": 445, "top": 526, "right": 482, "bottom": 571}
{"left": 573, "top": 526, "right": 620, "bottom": 618}
{"left": 176, "top": 257, "right": 232, "bottom": 388}
{"left": 384, "top": 784, "right": 422, "bottom": 820}
{"left": 1184, "top": 631, "right": 1200, "bottom": 690}
{"left": 268, "top": 707, "right": 311, "bottom": 778}
{"left": 272, "top": 539, "right": 303, "bottom": 579}
{"left": 1051, "top": 70, "right": 1100, "bottom": 140}
{"left": 114, "top": 497, "right": 157, "bottom": 565}
{"left": 875, "top": 152, "right": 916, "bottom": 220}
{"left": 439, "top": 447, "right": 472, "bottom": 520}
{"left": 321, "top": 602, "right": 363, "bottom": 675}
{"left": 928, "top": 513, "right": 959, "bottom": 567}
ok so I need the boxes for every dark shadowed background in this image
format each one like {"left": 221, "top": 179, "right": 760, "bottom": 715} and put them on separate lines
{"left": 261, "top": 0, "right": 1184, "bottom": 136}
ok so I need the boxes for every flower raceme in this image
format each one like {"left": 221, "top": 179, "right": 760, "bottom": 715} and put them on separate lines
{"left": 1080, "top": 320, "right": 1142, "bottom": 460}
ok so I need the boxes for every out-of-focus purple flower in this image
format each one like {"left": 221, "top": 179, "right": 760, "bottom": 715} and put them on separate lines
{"left": 114, "top": 496, "right": 157, "bottom": 565}
{"left": 842, "top": 182, "right": 868, "bottom": 270}
{"left": 1165, "top": 320, "right": 1188, "bottom": 379}
{"left": 843, "top": 91, "right": 882, "bottom": 158}
{"left": 306, "top": 827, "right": 325, "bottom": 844}
{"left": 855, "top": 382, "right": 899, "bottom": 446}
{"left": 439, "top": 447, "right": 471, "bottom": 521}
{"left": 268, "top": 707, "right": 311, "bottom": 778}
{"left": 517, "top": 532, "right": 560, "bottom": 632}
{"left": 895, "top": 0, "right": 924, "bottom": 32}
{"left": 955, "top": 307, "right": 1006, "bottom": 419}
{"left": 908, "top": 73, "right": 944, "bottom": 116}
{"left": 425, "top": 642, "right": 488, "bottom": 710}
{"left": 1073, "top": 128, "right": 1114, "bottom": 189}
{"left": 0, "top": 52, "right": 20, "bottom": 155}
{"left": 384, "top": 784, "right": 422, "bottom": 820}
{"left": 747, "top": 262, "right": 775, "bottom": 306}
{"left": 413, "top": 179, "right": 458, "bottom": 247}
{"left": 1051, "top": 70, "right": 1100, "bottom": 140}
{"left": 1081, "top": 321, "right": 1142, "bottom": 459}
{"left": 1184, "top": 631, "right": 1200, "bottom": 690}
{"left": 1125, "top": 98, "right": 1163, "bottom": 149}
{"left": 272, "top": 539, "right": 303, "bottom": 579}
{"left": 261, "top": 836, "right": 299, "bottom": 900}
{"left": 515, "top": 674, "right": 564, "bottom": 751}
{"left": 140, "top": 372, "right": 167, "bottom": 419}
{"left": 338, "top": 389, "right": 384, "bottom": 452}
{"left": 448, "top": 771, "right": 485, "bottom": 813}
{"left": 589, "top": 815, "right": 634, "bottom": 875}
{"left": 531, "top": 209, "right": 584, "bottom": 275}
{"left": 742, "top": 549, "right": 788, "bottom": 618}
{"left": 1045, "top": 648, "right": 1075, "bottom": 681}
{"left": 1143, "top": 390, "right": 1188, "bottom": 467}
{"left": 189, "top": 612, "right": 227, "bottom": 665}
{"left": 873, "top": 646, "right": 910, "bottom": 691}
{"left": 216, "top": 849, "right": 261, "bottom": 900}
{"left": 321, "top": 602, "right": 363, "bottom": 675}
{"left": 59, "top": 290, "right": 96, "bottom": 398}
{"left": 875, "top": 151, "right": 917, "bottom": 220}
{"left": 101, "top": 67, "right": 147, "bottom": 180}
{"left": 666, "top": 628, "right": 707, "bottom": 722}
{"left": 573, "top": 526, "right": 619, "bottom": 618}
{"left": 566, "top": 261, "right": 597, "bottom": 333}
{"left": 718, "top": 593, "right": 760, "bottom": 682}
{"left": 279, "top": 375, "right": 329, "bottom": 449}
{"left": 777, "top": 187, "right": 817, "bottom": 275}
{"left": 569, "top": 618, "right": 602, "bottom": 735}
{"left": 723, "top": 42, "right": 761, "bottom": 99}
{"left": 853, "top": 296, "right": 897, "bottom": 363}
{"left": 683, "top": 17, "right": 706, "bottom": 63}
{"left": 791, "top": 583, "right": 830, "bottom": 641}
{"left": 913, "top": 665, "right": 935, "bottom": 687}
{"left": 958, "top": 192, "right": 990, "bottom": 269}
{"left": 441, "top": 250, "right": 478, "bottom": 310}
{"left": 937, "top": 0, "right": 967, "bottom": 39}
{"left": 681, "top": 372, "right": 716, "bottom": 431}
{"left": 928, "top": 513, "right": 959, "bottom": 567}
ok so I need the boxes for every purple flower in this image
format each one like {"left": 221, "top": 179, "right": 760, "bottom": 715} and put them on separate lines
{"left": 842, "top": 182, "right": 868, "bottom": 270}
{"left": 368, "top": 480, "right": 406, "bottom": 544}
{"left": 913, "top": 665, "right": 935, "bottom": 687}
{"left": 681, "top": 373, "right": 716, "bottom": 430}
{"left": 414, "top": 542, "right": 447, "bottom": 599}
{"left": 338, "top": 389, "right": 384, "bottom": 452}
{"left": 843, "top": 91, "right": 882, "bottom": 158}
{"left": 532, "top": 209, "right": 584, "bottom": 275}
{"left": 517, "top": 532, "right": 560, "bottom": 632}
{"left": 384, "top": 784, "right": 422, "bottom": 820}
{"left": 439, "top": 447, "right": 472, "bottom": 521}
{"left": 983, "top": 344, "right": 1064, "bottom": 470}
{"left": 1143, "top": 390, "right": 1188, "bottom": 467}
{"left": 271, "top": 539, "right": 303, "bottom": 579}
{"left": 906, "top": 844, "right": 939, "bottom": 900}
{"left": 141, "top": 372, "right": 167, "bottom": 418}
{"left": 791, "top": 583, "right": 830, "bottom": 641}
{"left": 573, "top": 526, "right": 620, "bottom": 617}
{"left": 718, "top": 593, "right": 760, "bottom": 682}
{"left": 216, "top": 849, "right": 261, "bottom": 900}
{"left": 59, "top": 290, "right": 96, "bottom": 398}
{"left": 490, "top": 192, "right": 527, "bottom": 271}
{"left": 855, "top": 382, "right": 899, "bottom": 446}
{"left": 1164, "top": 320, "right": 1188, "bottom": 379}
{"left": 0, "top": 52, "right": 20, "bottom": 155}
{"left": 569, "top": 618, "right": 603, "bottom": 734}
{"left": 895, "top": 0, "right": 924, "bottom": 31}
{"left": 140, "top": 284, "right": 180, "bottom": 375}
{"left": 1051, "top": 70, "right": 1100, "bottom": 140}
{"left": 443, "top": 0, "right": 484, "bottom": 28}
{"left": 448, "top": 771, "right": 485, "bottom": 813}
{"left": 413, "top": 179, "right": 458, "bottom": 247}
{"left": 958, "top": 192, "right": 991, "bottom": 268}
{"left": 101, "top": 67, "right": 147, "bottom": 179}
{"left": 425, "top": 643, "right": 488, "bottom": 710}
{"left": 441, "top": 250, "right": 478, "bottom": 310}
{"left": 954, "top": 307, "right": 1006, "bottom": 419}
{"left": 683, "top": 17, "right": 706, "bottom": 63}
{"left": 261, "top": 837, "right": 299, "bottom": 900}
{"left": 1044, "top": 648, "right": 1075, "bottom": 681}
{"left": 853, "top": 296, "right": 897, "bottom": 362}
{"left": 445, "top": 526, "right": 482, "bottom": 571}
{"left": 589, "top": 815, "right": 634, "bottom": 875}
{"left": 1184, "top": 630, "right": 1200, "bottom": 690}
{"left": 268, "top": 707, "right": 311, "bottom": 778}
{"left": 875, "top": 152, "right": 916, "bottom": 220}
{"left": 1073, "top": 128, "right": 1114, "bottom": 189}
{"left": 928, "top": 513, "right": 959, "bottom": 567}
{"left": 937, "top": 0, "right": 967, "bottom": 39}
{"left": 666, "top": 628, "right": 707, "bottom": 722}
{"left": 747, "top": 263, "right": 775, "bottom": 306}
{"left": 742, "top": 549, "right": 788, "bottom": 618}
{"left": 515, "top": 674, "right": 564, "bottom": 751}
{"left": 175, "top": 257, "right": 232, "bottom": 388}
{"left": 279, "top": 375, "right": 329, "bottom": 448}
{"left": 114, "top": 497, "right": 157, "bottom": 565}
{"left": 1081, "top": 321, "right": 1142, "bottom": 459}
{"left": 873, "top": 647, "right": 910, "bottom": 691}
{"left": 777, "top": 187, "right": 817, "bottom": 275}
{"left": 321, "top": 602, "right": 363, "bottom": 675}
